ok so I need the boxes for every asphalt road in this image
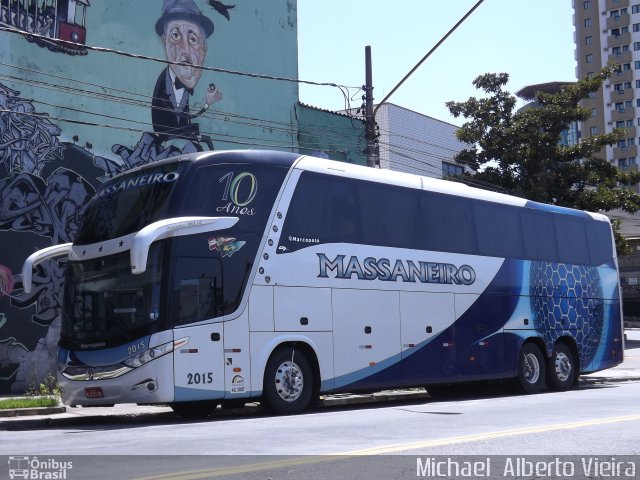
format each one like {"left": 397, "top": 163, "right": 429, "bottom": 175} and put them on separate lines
{"left": 0, "top": 332, "right": 638, "bottom": 480}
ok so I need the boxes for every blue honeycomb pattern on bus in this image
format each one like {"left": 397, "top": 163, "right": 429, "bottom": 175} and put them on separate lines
{"left": 529, "top": 262, "right": 604, "bottom": 368}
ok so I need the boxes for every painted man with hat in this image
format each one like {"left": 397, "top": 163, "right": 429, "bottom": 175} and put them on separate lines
{"left": 151, "top": 0, "right": 232, "bottom": 146}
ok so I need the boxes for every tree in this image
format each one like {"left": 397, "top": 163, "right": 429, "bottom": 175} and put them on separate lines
{"left": 446, "top": 68, "right": 640, "bottom": 254}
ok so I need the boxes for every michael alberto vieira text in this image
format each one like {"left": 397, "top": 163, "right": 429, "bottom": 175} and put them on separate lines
{"left": 416, "top": 457, "right": 638, "bottom": 477}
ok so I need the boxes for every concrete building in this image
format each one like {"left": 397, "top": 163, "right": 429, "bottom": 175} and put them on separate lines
{"left": 373, "top": 103, "right": 468, "bottom": 178}
{"left": 573, "top": 0, "right": 639, "bottom": 171}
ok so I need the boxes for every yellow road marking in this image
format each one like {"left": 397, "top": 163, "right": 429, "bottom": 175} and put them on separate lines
{"left": 133, "top": 413, "right": 640, "bottom": 480}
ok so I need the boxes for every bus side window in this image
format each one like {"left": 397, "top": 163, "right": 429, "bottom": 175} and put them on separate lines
{"left": 521, "top": 210, "right": 559, "bottom": 262}
{"left": 587, "top": 220, "right": 614, "bottom": 266}
{"left": 555, "top": 215, "right": 590, "bottom": 266}
{"left": 475, "top": 202, "right": 524, "bottom": 259}
{"left": 172, "top": 256, "right": 223, "bottom": 326}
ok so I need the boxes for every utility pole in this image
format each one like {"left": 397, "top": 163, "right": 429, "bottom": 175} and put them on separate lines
{"left": 364, "top": 45, "right": 378, "bottom": 168}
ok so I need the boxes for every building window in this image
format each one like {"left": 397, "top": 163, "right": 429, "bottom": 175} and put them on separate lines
{"left": 585, "top": 18, "right": 592, "bottom": 27}
{"left": 620, "top": 158, "right": 628, "bottom": 168}
{"left": 612, "top": 9, "right": 621, "bottom": 18}
{"left": 626, "top": 100, "right": 633, "bottom": 108}
{"left": 637, "top": 118, "right": 640, "bottom": 126}
{"left": 615, "top": 82, "right": 624, "bottom": 91}
{"left": 613, "top": 46, "right": 622, "bottom": 55}
{"left": 636, "top": 98, "right": 640, "bottom": 107}
{"left": 442, "top": 162, "right": 464, "bottom": 177}
{"left": 624, "top": 63, "right": 632, "bottom": 70}
{"left": 629, "top": 138, "right": 635, "bottom": 146}
{"left": 634, "top": 23, "right": 640, "bottom": 31}
{"left": 590, "top": 126, "right": 598, "bottom": 135}
{"left": 624, "top": 44, "right": 631, "bottom": 52}
{"left": 612, "top": 27, "right": 620, "bottom": 36}
{"left": 586, "top": 54, "right": 594, "bottom": 63}
{"left": 627, "top": 119, "right": 634, "bottom": 127}
{"left": 635, "top": 42, "right": 640, "bottom": 51}
{"left": 635, "top": 60, "right": 640, "bottom": 69}
{"left": 584, "top": 0, "right": 591, "bottom": 8}
{"left": 586, "top": 36, "right": 593, "bottom": 45}
{"left": 623, "top": 26, "right": 630, "bottom": 33}
{"left": 633, "top": 5, "right": 640, "bottom": 13}
{"left": 636, "top": 80, "right": 640, "bottom": 88}
{"left": 589, "top": 91, "right": 597, "bottom": 99}
{"left": 617, "top": 120, "right": 626, "bottom": 128}
{"left": 618, "top": 140, "right": 627, "bottom": 148}
{"left": 616, "top": 102, "right": 625, "bottom": 110}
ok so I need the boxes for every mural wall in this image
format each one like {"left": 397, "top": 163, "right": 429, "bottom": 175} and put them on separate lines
{"left": 0, "top": 0, "right": 308, "bottom": 393}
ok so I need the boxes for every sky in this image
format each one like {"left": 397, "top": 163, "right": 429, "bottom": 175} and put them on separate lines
{"left": 296, "top": 0, "right": 576, "bottom": 127}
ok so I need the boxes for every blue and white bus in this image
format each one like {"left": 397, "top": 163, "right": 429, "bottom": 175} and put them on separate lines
{"left": 23, "top": 150, "right": 624, "bottom": 415}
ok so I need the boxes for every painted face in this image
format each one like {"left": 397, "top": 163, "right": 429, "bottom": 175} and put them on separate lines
{"left": 163, "top": 20, "right": 208, "bottom": 90}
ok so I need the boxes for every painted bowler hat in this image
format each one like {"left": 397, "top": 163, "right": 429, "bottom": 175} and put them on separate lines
{"left": 155, "top": 0, "right": 214, "bottom": 38}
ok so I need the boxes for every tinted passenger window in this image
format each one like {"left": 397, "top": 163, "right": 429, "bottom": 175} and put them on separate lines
{"left": 587, "top": 220, "right": 614, "bottom": 265}
{"left": 555, "top": 215, "right": 590, "bottom": 265}
{"left": 475, "top": 202, "right": 524, "bottom": 258}
{"left": 418, "top": 192, "right": 478, "bottom": 255}
{"left": 521, "top": 210, "right": 559, "bottom": 262}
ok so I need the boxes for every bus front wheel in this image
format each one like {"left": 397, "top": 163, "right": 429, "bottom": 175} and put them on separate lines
{"left": 546, "top": 342, "right": 577, "bottom": 391}
{"left": 262, "top": 347, "right": 313, "bottom": 414}
{"left": 515, "top": 343, "right": 546, "bottom": 394}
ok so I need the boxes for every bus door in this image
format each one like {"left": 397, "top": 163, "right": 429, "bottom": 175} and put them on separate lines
{"left": 171, "top": 253, "right": 226, "bottom": 402}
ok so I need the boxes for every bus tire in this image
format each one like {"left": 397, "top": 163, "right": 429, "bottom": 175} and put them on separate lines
{"left": 515, "top": 343, "right": 546, "bottom": 394}
{"left": 170, "top": 400, "right": 218, "bottom": 418}
{"left": 546, "top": 342, "right": 577, "bottom": 391}
{"left": 262, "top": 347, "right": 313, "bottom": 414}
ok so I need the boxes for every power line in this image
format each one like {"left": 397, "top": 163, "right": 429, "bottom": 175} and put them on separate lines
{"left": 0, "top": 24, "right": 360, "bottom": 92}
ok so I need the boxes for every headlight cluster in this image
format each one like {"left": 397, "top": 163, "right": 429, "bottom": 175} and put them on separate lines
{"left": 123, "top": 341, "right": 174, "bottom": 368}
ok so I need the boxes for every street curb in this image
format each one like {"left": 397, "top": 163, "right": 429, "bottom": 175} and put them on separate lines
{"left": 0, "top": 406, "right": 66, "bottom": 418}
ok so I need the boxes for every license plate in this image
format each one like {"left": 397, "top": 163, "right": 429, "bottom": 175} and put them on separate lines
{"left": 85, "top": 387, "right": 104, "bottom": 398}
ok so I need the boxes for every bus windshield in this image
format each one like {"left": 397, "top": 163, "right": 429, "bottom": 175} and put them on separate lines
{"left": 75, "top": 163, "right": 186, "bottom": 245}
{"left": 61, "top": 244, "right": 165, "bottom": 348}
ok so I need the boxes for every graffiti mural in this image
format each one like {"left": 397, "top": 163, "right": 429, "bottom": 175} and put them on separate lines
{"left": 0, "top": 1, "right": 236, "bottom": 392}
{"left": 0, "top": 82, "right": 101, "bottom": 391}
{"left": 0, "top": 0, "right": 310, "bottom": 393}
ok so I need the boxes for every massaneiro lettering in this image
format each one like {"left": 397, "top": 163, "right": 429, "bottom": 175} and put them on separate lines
{"left": 317, "top": 253, "right": 476, "bottom": 285}
{"left": 94, "top": 171, "right": 180, "bottom": 199}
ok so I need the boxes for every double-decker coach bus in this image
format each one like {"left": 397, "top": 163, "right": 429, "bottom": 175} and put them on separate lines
{"left": 22, "top": 150, "right": 624, "bottom": 415}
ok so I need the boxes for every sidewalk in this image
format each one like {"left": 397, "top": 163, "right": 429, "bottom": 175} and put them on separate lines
{"left": 1, "top": 330, "right": 639, "bottom": 431}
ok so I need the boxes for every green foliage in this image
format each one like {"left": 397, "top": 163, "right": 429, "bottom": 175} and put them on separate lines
{"left": 446, "top": 68, "right": 640, "bottom": 253}
{"left": 0, "top": 396, "right": 59, "bottom": 410}
{"left": 26, "top": 372, "right": 61, "bottom": 398}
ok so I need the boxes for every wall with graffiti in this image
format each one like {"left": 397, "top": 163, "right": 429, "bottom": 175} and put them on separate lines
{"left": 0, "top": 0, "right": 304, "bottom": 393}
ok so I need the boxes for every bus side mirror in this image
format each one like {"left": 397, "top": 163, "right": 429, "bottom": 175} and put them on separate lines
{"left": 22, "top": 243, "right": 73, "bottom": 294}
{"left": 130, "top": 216, "right": 239, "bottom": 274}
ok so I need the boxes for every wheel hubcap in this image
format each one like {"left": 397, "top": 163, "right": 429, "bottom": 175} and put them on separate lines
{"left": 274, "top": 360, "right": 304, "bottom": 402}
{"left": 523, "top": 352, "right": 540, "bottom": 384}
{"left": 554, "top": 352, "right": 572, "bottom": 382}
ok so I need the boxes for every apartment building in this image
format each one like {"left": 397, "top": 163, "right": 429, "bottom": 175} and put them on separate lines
{"left": 574, "top": 0, "right": 640, "bottom": 171}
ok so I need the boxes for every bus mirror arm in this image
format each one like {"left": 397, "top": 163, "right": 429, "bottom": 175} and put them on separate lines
{"left": 22, "top": 243, "right": 73, "bottom": 294}
{"left": 130, "top": 216, "right": 240, "bottom": 275}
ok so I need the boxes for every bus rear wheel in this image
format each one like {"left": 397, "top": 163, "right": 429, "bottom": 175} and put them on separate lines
{"left": 515, "top": 343, "right": 546, "bottom": 394}
{"left": 262, "top": 347, "right": 313, "bottom": 414}
{"left": 546, "top": 342, "right": 577, "bottom": 391}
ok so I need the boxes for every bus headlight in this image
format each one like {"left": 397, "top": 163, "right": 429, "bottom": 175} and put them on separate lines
{"left": 123, "top": 337, "right": 189, "bottom": 368}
